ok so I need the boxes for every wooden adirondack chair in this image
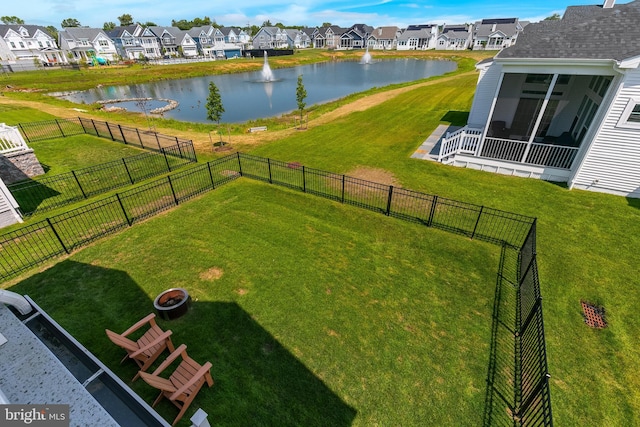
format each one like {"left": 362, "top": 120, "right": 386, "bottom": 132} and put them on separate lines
{"left": 138, "top": 344, "right": 213, "bottom": 426}
{"left": 105, "top": 313, "right": 175, "bottom": 381}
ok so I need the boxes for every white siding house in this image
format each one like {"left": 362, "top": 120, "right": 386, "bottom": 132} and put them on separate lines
{"left": 0, "top": 25, "right": 65, "bottom": 66}
{"left": 437, "top": 0, "right": 640, "bottom": 198}
{"left": 59, "top": 28, "right": 118, "bottom": 63}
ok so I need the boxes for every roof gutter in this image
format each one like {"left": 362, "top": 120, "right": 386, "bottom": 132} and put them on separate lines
{"left": 0, "top": 290, "right": 32, "bottom": 315}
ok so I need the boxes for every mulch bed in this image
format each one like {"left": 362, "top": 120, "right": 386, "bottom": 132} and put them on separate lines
{"left": 580, "top": 300, "right": 607, "bottom": 328}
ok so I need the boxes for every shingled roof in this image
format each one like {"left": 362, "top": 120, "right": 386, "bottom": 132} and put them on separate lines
{"left": 497, "top": 0, "right": 640, "bottom": 61}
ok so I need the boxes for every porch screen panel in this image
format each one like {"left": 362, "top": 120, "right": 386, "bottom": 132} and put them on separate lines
{"left": 487, "top": 73, "right": 553, "bottom": 141}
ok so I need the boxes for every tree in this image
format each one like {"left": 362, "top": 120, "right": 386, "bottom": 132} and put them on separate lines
{"left": 206, "top": 82, "right": 225, "bottom": 144}
{"left": 262, "top": 20, "right": 273, "bottom": 27}
{"left": 322, "top": 22, "right": 332, "bottom": 28}
{"left": 544, "top": 13, "right": 561, "bottom": 21}
{"left": 142, "top": 22, "right": 157, "bottom": 27}
{"left": 45, "top": 26, "right": 58, "bottom": 41}
{"left": 296, "top": 74, "right": 307, "bottom": 129}
{"left": 1, "top": 16, "right": 24, "bottom": 24}
{"left": 103, "top": 22, "right": 116, "bottom": 32}
{"left": 118, "top": 14, "right": 134, "bottom": 26}
{"left": 61, "top": 18, "right": 81, "bottom": 27}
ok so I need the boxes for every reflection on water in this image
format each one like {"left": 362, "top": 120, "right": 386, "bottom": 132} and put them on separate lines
{"left": 60, "top": 60, "right": 457, "bottom": 123}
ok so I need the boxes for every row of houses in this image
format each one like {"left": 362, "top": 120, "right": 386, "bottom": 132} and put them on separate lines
{"left": 0, "top": 24, "right": 251, "bottom": 66}
{"left": 254, "top": 19, "right": 528, "bottom": 52}
{"left": 0, "top": 18, "right": 528, "bottom": 67}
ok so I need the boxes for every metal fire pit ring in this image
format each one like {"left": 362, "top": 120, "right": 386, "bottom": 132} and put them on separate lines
{"left": 153, "top": 288, "right": 190, "bottom": 320}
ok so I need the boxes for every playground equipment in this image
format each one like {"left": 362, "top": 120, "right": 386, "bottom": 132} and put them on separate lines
{"left": 88, "top": 50, "right": 108, "bottom": 66}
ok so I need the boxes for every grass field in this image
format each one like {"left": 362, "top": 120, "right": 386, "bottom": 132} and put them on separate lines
{"left": 2, "top": 54, "right": 640, "bottom": 426}
{"left": 8, "top": 181, "right": 500, "bottom": 426}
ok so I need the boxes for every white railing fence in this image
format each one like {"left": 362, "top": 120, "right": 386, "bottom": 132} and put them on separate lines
{"left": 0, "top": 123, "right": 29, "bottom": 154}
{"left": 438, "top": 127, "right": 482, "bottom": 162}
{"left": 440, "top": 127, "right": 579, "bottom": 170}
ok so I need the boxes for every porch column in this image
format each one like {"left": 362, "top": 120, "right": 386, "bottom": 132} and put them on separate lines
{"left": 476, "top": 72, "right": 506, "bottom": 157}
{"left": 520, "top": 74, "right": 559, "bottom": 163}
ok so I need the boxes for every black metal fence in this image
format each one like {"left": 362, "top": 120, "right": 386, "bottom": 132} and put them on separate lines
{"left": 16, "top": 118, "right": 191, "bottom": 152}
{"left": 7, "top": 141, "right": 196, "bottom": 216}
{"left": 0, "top": 151, "right": 552, "bottom": 425}
{"left": 0, "top": 155, "right": 240, "bottom": 279}
{"left": 516, "top": 221, "right": 552, "bottom": 426}
{"left": 237, "top": 153, "right": 533, "bottom": 248}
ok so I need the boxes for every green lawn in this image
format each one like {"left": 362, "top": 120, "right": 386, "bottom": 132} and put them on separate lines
{"left": 0, "top": 104, "right": 58, "bottom": 123}
{"left": 28, "top": 134, "right": 146, "bottom": 175}
{"left": 9, "top": 181, "right": 499, "bottom": 426}
{"left": 3, "top": 62, "right": 640, "bottom": 426}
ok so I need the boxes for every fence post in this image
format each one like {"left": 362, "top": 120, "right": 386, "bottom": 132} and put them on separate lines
{"left": 267, "top": 158, "right": 273, "bottom": 184}
{"left": 122, "top": 158, "right": 134, "bottom": 184}
{"left": 427, "top": 195, "right": 438, "bottom": 227}
{"left": 153, "top": 132, "right": 159, "bottom": 150}
{"left": 237, "top": 152, "right": 243, "bottom": 176}
{"left": 207, "top": 162, "right": 216, "bottom": 189}
{"left": 341, "top": 175, "right": 345, "bottom": 203}
{"left": 167, "top": 176, "right": 179, "bottom": 205}
{"left": 106, "top": 122, "right": 115, "bottom": 141}
{"left": 19, "top": 123, "right": 30, "bottom": 143}
{"left": 162, "top": 148, "right": 172, "bottom": 172}
{"left": 47, "top": 218, "right": 69, "bottom": 254}
{"left": 71, "top": 171, "right": 87, "bottom": 198}
{"left": 55, "top": 119, "right": 66, "bottom": 137}
{"left": 90, "top": 119, "right": 99, "bottom": 136}
{"left": 302, "top": 165, "right": 306, "bottom": 192}
{"left": 471, "top": 205, "right": 484, "bottom": 239}
{"left": 177, "top": 140, "right": 184, "bottom": 158}
{"left": 116, "top": 193, "right": 132, "bottom": 226}
{"left": 117, "top": 125, "right": 126, "bottom": 143}
{"left": 386, "top": 186, "right": 394, "bottom": 216}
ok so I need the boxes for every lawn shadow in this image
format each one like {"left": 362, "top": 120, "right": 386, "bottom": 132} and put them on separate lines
{"left": 440, "top": 110, "right": 469, "bottom": 126}
{"left": 7, "top": 177, "right": 62, "bottom": 216}
{"left": 8, "top": 260, "right": 357, "bottom": 426}
{"left": 483, "top": 245, "right": 518, "bottom": 426}
{"left": 186, "top": 300, "right": 357, "bottom": 426}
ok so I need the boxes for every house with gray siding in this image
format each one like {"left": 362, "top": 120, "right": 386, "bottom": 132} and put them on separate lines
{"left": 472, "top": 18, "right": 527, "bottom": 51}
{"left": 436, "top": 0, "right": 640, "bottom": 198}
{"left": 58, "top": 27, "right": 118, "bottom": 63}
{"left": 368, "top": 26, "right": 399, "bottom": 50}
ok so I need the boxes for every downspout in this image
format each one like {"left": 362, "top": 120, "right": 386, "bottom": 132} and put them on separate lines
{"left": 0, "top": 290, "right": 32, "bottom": 315}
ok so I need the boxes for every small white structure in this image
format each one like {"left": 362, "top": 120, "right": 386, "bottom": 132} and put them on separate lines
{"left": 0, "top": 123, "right": 28, "bottom": 154}
{"left": 437, "top": 0, "right": 640, "bottom": 198}
{"left": 0, "top": 177, "right": 22, "bottom": 228}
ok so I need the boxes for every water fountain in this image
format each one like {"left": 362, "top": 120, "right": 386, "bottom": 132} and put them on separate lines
{"left": 261, "top": 51, "right": 274, "bottom": 82}
{"left": 360, "top": 46, "right": 372, "bottom": 64}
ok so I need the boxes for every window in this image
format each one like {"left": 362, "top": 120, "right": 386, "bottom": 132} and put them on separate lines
{"left": 10, "top": 42, "right": 16, "bottom": 48}
{"left": 617, "top": 98, "right": 640, "bottom": 129}
{"left": 99, "top": 40, "right": 109, "bottom": 47}
{"left": 629, "top": 105, "right": 640, "bottom": 123}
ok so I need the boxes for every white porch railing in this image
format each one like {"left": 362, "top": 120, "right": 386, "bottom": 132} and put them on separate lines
{"left": 0, "top": 123, "right": 29, "bottom": 154}
{"left": 440, "top": 127, "right": 579, "bottom": 170}
{"left": 480, "top": 137, "right": 579, "bottom": 170}
{"left": 437, "top": 127, "right": 483, "bottom": 162}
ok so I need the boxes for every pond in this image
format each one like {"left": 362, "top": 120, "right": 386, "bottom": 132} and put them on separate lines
{"left": 59, "top": 59, "right": 457, "bottom": 123}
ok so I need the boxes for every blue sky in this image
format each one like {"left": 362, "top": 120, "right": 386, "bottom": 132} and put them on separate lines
{"left": 2, "top": 0, "right": 630, "bottom": 29}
